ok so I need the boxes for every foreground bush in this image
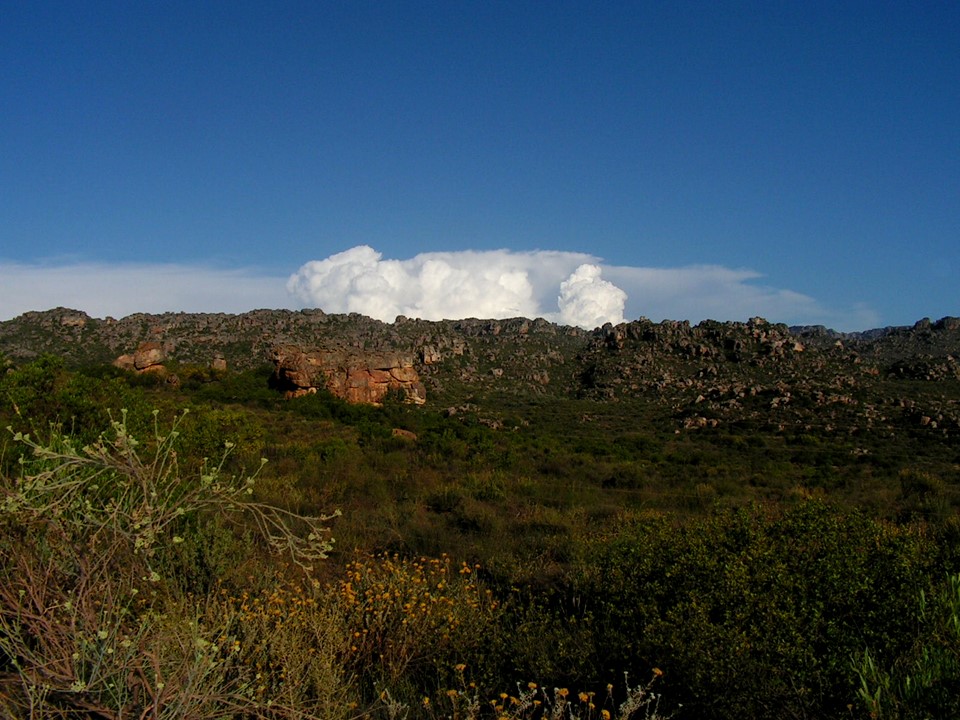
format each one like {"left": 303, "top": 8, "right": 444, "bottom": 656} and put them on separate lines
{"left": 855, "top": 572, "right": 960, "bottom": 719}
{"left": 0, "top": 413, "right": 340, "bottom": 718}
{"left": 4, "top": 402, "right": 958, "bottom": 719}
{"left": 0, "top": 411, "right": 675, "bottom": 720}
{"left": 337, "top": 552, "right": 502, "bottom": 700}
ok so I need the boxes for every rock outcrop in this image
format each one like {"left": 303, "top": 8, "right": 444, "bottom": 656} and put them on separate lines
{"left": 114, "top": 341, "right": 167, "bottom": 374}
{"left": 272, "top": 345, "right": 426, "bottom": 405}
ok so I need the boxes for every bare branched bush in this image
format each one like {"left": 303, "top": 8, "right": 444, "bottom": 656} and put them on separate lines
{"left": 0, "top": 411, "right": 342, "bottom": 719}
{"left": 5, "top": 410, "right": 338, "bottom": 572}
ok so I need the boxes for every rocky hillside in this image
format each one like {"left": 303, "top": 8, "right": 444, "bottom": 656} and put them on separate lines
{"left": 0, "top": 308, "right": 589, "bottom": 402}
{"left": 2, "top": 307, "right": 958, "bottom": 434}
{"left": 577, "top": 315, "right": 960, "bottom": 439}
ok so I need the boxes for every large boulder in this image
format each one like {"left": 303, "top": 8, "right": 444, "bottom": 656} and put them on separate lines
{"left": 134, "top": 341, "right": 166, "bottom": 370}
{"left": 272, "top": 345, "right": 426, "bottom": 405}
{"left": 114, "top": 341, "right": 167, "bottom": 374}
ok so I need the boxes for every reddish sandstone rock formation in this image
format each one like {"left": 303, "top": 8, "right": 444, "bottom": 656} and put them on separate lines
{"left": 134, "top": 342, "right": 166, "bottom": 370}
{"left": 272, "top": 345, "right": 426, "bottom": 405}
{"left": 114, "top": 341, "right": 167, "bottom": 374}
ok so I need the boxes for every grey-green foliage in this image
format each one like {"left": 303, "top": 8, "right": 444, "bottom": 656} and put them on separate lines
{"left": 855, "top": 572, "right": 960, "bottom": 719}
{"left": 5, "top": 409, "right": 337, "bottom": 571}
{"left": 0, "top": 411, "right": 339, "bottom": 718}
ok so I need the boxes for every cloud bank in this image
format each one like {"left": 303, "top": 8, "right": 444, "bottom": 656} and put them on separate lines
{"left": 288, "top": 245, "right": 876, "bottom": 330}
{"left": 286, "top": 245, "right": 627, "bottom": 328}
{"left": 0, "top": 262, "right": 293, "bottom": 320}
{"left": 0, "top": 248, "right": 879, "bottom": 331}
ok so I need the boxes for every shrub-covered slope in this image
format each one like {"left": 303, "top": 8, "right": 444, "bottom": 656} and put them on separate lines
{"left": 1, "top": 309, "right": 959, "bottom": 719}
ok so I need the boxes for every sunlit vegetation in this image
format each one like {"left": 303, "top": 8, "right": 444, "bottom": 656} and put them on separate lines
{"left": 1, "top": 356, "right": 959, "bottom": 718}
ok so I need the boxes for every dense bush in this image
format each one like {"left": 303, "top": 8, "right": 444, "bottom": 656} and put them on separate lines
{"left": 0, "top": 355, "right": 153, "bottom": 447}
{"left": 581, "top": 503, "right": 943, "bottom": 719}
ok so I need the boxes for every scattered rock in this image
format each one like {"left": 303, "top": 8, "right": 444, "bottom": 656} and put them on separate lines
{"left": 3, "top": 309, "right": 959, "bottom": 436}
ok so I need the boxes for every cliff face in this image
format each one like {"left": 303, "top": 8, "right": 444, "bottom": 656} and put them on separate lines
{"left": 272, "top": 344, "right": 426, "bottom": 405}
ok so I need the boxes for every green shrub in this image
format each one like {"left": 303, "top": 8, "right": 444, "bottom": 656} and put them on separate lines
{"left": 583, "top": 502, "right": 936, "bottom": 719}
{"left": 0, "top": 356, "right": 152, "bottom": 447}
{"left": 854, "top": 572, "right": 960, "bottom": 719}
{"left": 898, "top": 468, "right": 953, "bottom": 523}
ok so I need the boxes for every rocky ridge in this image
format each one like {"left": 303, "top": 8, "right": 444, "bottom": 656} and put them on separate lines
{"left": 577, "top": 315, "right": 960, "bottom": 439}
{"left": 1, "top": 307, "right": 958, "bottom": 432}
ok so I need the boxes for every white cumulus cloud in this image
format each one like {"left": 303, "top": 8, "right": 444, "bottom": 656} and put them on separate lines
{"left": 287, "top": 245, "right": 877, "bottom": 330}
{"left": 557, "top": 264, "right": 627, "bottom": 328}
{"left": 0, "top": 247, "right": 879, "bottom": 332}
{"left": 286, "top": 245, "right": 626, "bottom": 328}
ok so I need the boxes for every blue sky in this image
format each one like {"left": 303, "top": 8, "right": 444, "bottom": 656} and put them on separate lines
{"left": 1, "top": 1, "right": 957, "bottom": 330}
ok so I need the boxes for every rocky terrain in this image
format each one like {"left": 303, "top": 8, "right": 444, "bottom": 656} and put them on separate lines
{"left": 1, "top": 307, "right": 958, "bottom": 434}
{"left": 577, "top": 315, "right": 960, "bottom": 439}
{"left": 271, "top": 344, "right": 426, "bottom": 404}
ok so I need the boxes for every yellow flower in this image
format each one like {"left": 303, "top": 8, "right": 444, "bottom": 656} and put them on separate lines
{"left": 601, "top": 711, "right": 611, "bottom": 720}
{"left": 653, "top": 667, "right": 664, "bottom": 677}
